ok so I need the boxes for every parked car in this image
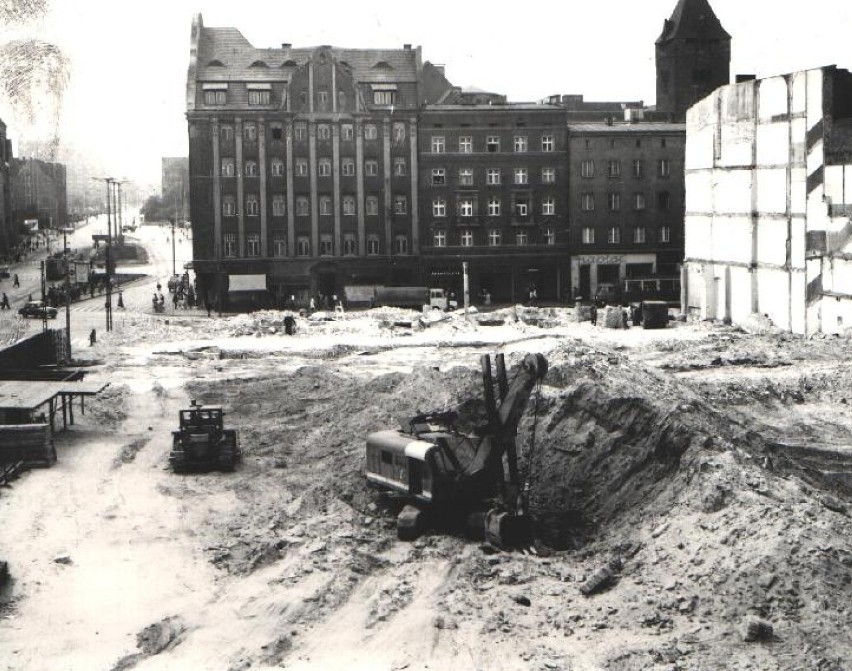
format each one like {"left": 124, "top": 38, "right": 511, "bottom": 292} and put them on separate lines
{"left": 18, "top": 301, "right": 58, "bottom": 319}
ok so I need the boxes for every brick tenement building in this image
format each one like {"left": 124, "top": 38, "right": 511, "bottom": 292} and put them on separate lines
{"left": 418, "top": 104, "right": 568, "bottom": 303}
{"left": 567, "top": 121, "right": 686, "bottom": 302}
{"left": 9, "top": 157, "right": 67, "bottom": 235}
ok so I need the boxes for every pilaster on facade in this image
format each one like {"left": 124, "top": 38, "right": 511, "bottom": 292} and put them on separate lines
{"left": 285, "top": 120, "right": 296, "bottom": 259}
{"left": 382, "top": 118, "right": 392, "bottom": 253}
{"left": 355, "top": 119, "right": 366, "bottom": 256}
{"left": 308, "top": 122, "right": 319, "bottom": 257}
{"left": 235, "top": 117, "right": 245, "bottom": 257}
{"left": 332, "top": 123, "right": 342, "bottom": 256}
{"left": 409, "top": 117, "right": 419, "bottom": 255}
{"left": 212, "top": 119, "right": 222, "bottom": 259}
{"left": 258, "top": 117, "right": 268, "bottom": 256}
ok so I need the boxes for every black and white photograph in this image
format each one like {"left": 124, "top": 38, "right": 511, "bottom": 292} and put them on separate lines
{"left": 1, "top": 0, "right": 851, "bottom": 668}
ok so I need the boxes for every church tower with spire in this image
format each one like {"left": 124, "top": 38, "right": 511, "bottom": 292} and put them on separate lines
{"left": 656, "top": 0, "right": 731, "bottom": 120}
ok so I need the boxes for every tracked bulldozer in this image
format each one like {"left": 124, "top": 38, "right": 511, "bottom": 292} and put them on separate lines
{"left": 366, "top": 353, "right": 547, "bottom": 548}
{"left": 170, "top": 401, "right": 240, "bottom": 473}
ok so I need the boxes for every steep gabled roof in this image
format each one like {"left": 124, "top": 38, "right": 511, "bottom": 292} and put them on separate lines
{"left": 657, "top": 0, "right": 730, "bottom": 44}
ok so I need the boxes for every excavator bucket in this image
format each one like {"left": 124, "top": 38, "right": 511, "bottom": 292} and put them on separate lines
{"left": 484, "top": 509, "right": 534, "bottom": 549}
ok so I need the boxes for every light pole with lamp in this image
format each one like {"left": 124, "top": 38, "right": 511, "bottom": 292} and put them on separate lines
{"left": 92, "top": 176, "right": 114, "bottom": 332}
{"left": 57, "top": 226, "right": 74, "bottom": 358}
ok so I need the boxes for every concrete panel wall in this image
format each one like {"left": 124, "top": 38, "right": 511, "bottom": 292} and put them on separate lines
{"left": 791, "top": 216, "right": 807, "bottom": 267}
{"left": 791, "top": 117, "right": 806, "bottom": 165}
{"left": 684, "top": 263, "right": 705, "bottom": 310}
{"left": 711, "top": 215, "right": 752, "bottom": 264}
{"left": 713, "top": 169, "right": 754, "bottom": 214}
{"left": 755, "top": 168, "right": 787, "bottom": 214}
{"left": 685, "top": 171, "right": 713, "bottom": 214}
{"left": 758, "top": 76, "right": 789, "bottom": 120}
{"left": 719, "top": 121, "right": 755, "bottom": 167}
{"left": 684, "top": 214, "right": 712, "bottom": 259}
{"left": 791, "top": 167, "right": 807, "bottom": 215}
{"left": 756, "top": 123, "right": 790, "bottom": 167}
{"left": 790, "top": 272, "right": 807, "bottom": 334}
{"left": 806, "top": 69, "right": 824, "bottom": 129}
{"left": 791, "top": 71, "right": 808, "bottom": 116}
{"left": 825, "top": 165, "right": 846, "bottom": 203}
{"left": 755, "top": 218, "right": 788, "bottom": 266}
{"left": 756, "top": 266, "right": 792, "bottom": 331}
{"left": 685, "top": 125, "right": 715, "bottom": 171}
{"left": 729, "top": 265, "right": 753, "bottom": 322}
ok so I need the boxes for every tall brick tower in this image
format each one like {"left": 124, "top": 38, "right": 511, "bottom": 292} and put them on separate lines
{"left": 656, "top": 0, "right": 731, "bottom": 121}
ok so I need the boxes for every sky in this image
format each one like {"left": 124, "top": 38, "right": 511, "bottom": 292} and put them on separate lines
{"left": 1, "top": 0, "right": 851, "bottom": 190}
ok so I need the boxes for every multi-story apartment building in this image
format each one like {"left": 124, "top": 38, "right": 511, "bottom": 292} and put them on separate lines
{"left": 418, "top": 104, "right": 568, "bottom": 302}
{"left": 567, "top": 121, "right": 686, "bottom": 301}
{"left": 683, "top": 66, "right": 852, "bottom": 335}
{"left": 0, "top": 119, "right": 12, "bottom": 257}
{"left": 186, "top": 15, "right": 449, "bottom": 305}
{"left": 9, "top": 157, "right": 67, "bottom": 235}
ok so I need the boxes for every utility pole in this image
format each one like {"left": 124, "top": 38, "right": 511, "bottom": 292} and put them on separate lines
{"left": 93, "top": 176, "right": 114, "bottom": 332}
{"left": 62, "top": 227, "right": 72, "bottom": 359}
{"left": 171, "top": 218, "right": 176, "bottom": 277}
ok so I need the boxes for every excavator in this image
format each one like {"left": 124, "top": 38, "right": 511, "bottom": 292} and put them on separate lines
{"left": 366, "top": 353, "right": 547, "bottom": 547}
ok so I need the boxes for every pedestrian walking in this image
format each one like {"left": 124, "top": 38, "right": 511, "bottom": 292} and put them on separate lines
{"left": 12, "top": 273, "right": 19, "bottom": 288}
{"left": 117, "top": 291, "right": 125, "bottom": 309}
{"left": 28, "top": 293, "right": 32, "bottom": 302}
{"left": 89, "top": 329, "right": 96, "bottom": 346}
{"left": 1, "top": 293, "right": 9, "bottom": 310}
{"left": 309, "top": 296, "right": 316, "bottom": 312}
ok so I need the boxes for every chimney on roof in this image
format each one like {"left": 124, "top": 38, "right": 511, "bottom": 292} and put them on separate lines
{"left": 404, "top": 43, "right": 411, "bottom": 50}
{"left": 736, "top": 74, "right": 756, "bottom": 83}
{"left": 281, "top": 43, "right": 291, "bottom": 49}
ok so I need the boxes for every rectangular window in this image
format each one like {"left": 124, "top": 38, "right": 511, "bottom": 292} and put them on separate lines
{"left": 320, "top": 235, "right": 333, "bottom": 256}
{"left": 459, "top": 136, "right": 473, "bottom": 153}
{"left": 431, "top": 168, "right": 446, "bottom": 186}
{"left": 373, "top": 90, "right": 395, "bottom": 105}
{"left": 318, "top": 159, "right": 332, "bottom": 177}
{"left": 633, "top": 159, "right": 643, "bottom": 178}
{"left": 244, "top": 161, "right": 258, "bottom": 177}
{"left": 317, "top": 124, "right": 331, "bottom": 141}
{"left": 433, "top": 230, "right": 447, "bottom": 248}
{"left": 394, "top": 195, "right": 407, "bottom": 215}
{"left": 581, "top": 160, "right": 595, "bottom": 178}
{"left": 365, "top": 160, "right": 379, "bottom": 177}
{"left": 486, "top": 168, "right": 501, "bottom": 185}
{"left": 608, "top": 192, "right": 621, "bottom": 211}
{"left": 366, "top": 196, "right": 379, "bottom": 216}
{"left": 273, "top": 238, "right": 286, "bottom": 257}
{"left": 342, "top": 124, "right": 354, "bottom": 141}
{"left": 541, "top": 135, "right": 554, "bottom": 152}
{"left": 515, "top": 231, "right": 528, "bottom": 246}
{"left": 393, "top": 157, "right": 406, "bottom": 176}
{"left": 272, "top": 195, "right": 286, "bottom": 217}
{"left": 486, "top": 136, "right": 500, "bottom": 152}
{"left": 220, "top": 125, "right": 234, "bottom": 141}
{"left": 659, "top": 159, "right": 671, "bottom": 177}
{"left": 660, "top": 226, "right": 671, "bottom": 243}
{"left": 431, "top": 136, "right": 446, "bottom": 153}
{"left": 246, "top": 195, "right": 259, "bottom": 216}
{"left": 542, "top": 167, "right": 556, "bottom": 184}
{"left": 246, "top": 234, "right": 260, "bottom": 257}
{"left": 221, "top": 158, "right": 235, "bottom": 177}
{"left": 458, "top": 168, "right": 474, "bottom": 186}
{"left": 244, "top": 123, "right": 257, "bottom": 141}
{"left": 248, "top": 90, "right": 270, "bottom": 106}
{"left": 343, "top": 234, "right": 357, "bottom": 256}
{"left": 487, "top": 197, "right": 500, "bottom": 216}
{"left": 608, "top": 227, "right": 621, "bottom": 244}
{"left": 634, "top": 193, "right": 646, "bottom": 210}
{"left": 658, "top": 191, "right": 671, "bottom": 210}
{"left": 633, "top": 227, "right": 646, "bottom": 243}
{"left": 341, "top": 158, "right": 355, "bottom": 176}
{"left": 317, "top": 90, "right": 330, "bottom": 108}
{"left": 394, "top": 235, "right": 409, "bottom": 255}
{"left": 488, "top": 229, "right": 501, "bottom": 246}
{"left": 222, "top": 197, "right": 236, "bottom": 217}
{"left": 459, "top": 198, "right": 475, "bottom": 217}
{"left": 393, "top": 122, "right": 406, "bottom": 142}
{"left": 461, "top": 229, "right": 474, "bottom": 247}
{"left": 343, "top": 196, "right": 356, "bottom": 216}
{"left": 433, "top": 198, "right": 446, "bottom": 217}
{"left": 581, "top": 192, "right": 595, "bottom": 211}
{"left": 223, "top": 233, "right": 237, "bottom": 257}
{"left": 582, "top": 227, "right": 595, "bottom": 244}
{"left": 271, "top": 124, "right": 283, "bottom": 140}
{"left": 364, "top": 124, "right": 378, "bottom": 140}
{"left": 295, "top": 159, "right": 308, "bottom": 177}
{"left": 542, "top": 197, "right": 555, "bottom": 215}
{"left": 297, "top": 236, "right": 310, "bottom": 257}
{"left": 514, "top": 136, "right": 528, "bottom": 152}
{"left": 514, "top": 168, "right": 528, "bottom": 185}
{"left": 514, "top": 197, "right": 530, "bottom": 217}
{"left": 294, "top": 123, "right": 307, "bottom": 141}
{"left": 367, "top": 235, "right": 380, "bottom": 255}
{"left": 204, "top": 90, "right": 226, "bottom": 105}
{"left": 296, "top": 196, "right": 309, "bottom": 216}
{"left": 608, "top": 160, "right": 621, "bottom": 177}
{"left": 543, "top": 227, "right": 555, "bottom": 245}
{"left": 319, "top": 196, "right": 332, "bottom": 216}
{"left": 270, "top": 160, "right": 285, "bottom": 176}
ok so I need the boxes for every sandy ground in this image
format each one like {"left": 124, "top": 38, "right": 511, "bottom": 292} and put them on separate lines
{"left": 1, "top": 306, "right": 851, "bottom": 671}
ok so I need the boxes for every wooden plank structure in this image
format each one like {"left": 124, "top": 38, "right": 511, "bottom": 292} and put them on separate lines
{"left": 0, "top": 380, "right": 108, "bottom": 430}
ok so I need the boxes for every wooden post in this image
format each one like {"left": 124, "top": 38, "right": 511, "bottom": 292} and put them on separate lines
{"left": 69, "top": 394, "right": 74, "bottom": 425}
{"left": 62, "top": 394, "right": 67, "bottom": 430}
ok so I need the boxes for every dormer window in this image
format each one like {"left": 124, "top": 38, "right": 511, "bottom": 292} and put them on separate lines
{"left": 371, "top": 83, "right": 397, "bottom": 106}
{"left": 202, "top": 83, "right": 228, "bottom": 106}
{"left": 249, "top": 60, "right": 269, "bottom": 68}
{"left": 247, "top": 83, "right": 271, "bottom": 106}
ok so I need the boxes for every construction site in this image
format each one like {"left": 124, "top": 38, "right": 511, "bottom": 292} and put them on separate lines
{"left": 0, "top": 303, "right": 851, "bottom": 671}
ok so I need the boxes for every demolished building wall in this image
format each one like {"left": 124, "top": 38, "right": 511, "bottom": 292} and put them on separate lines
{"left": 683, "top": 66, "right": 852, "bottom": 334}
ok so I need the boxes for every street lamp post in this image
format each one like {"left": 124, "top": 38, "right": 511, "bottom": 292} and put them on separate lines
{"left": 61, "top": 227, "right": 72, "bottom": 359}
{"left": 93, "top": 176, "right": 114, "bottom": 332}
{"left": 171, "top": 218, "right": 176, "bottom": 277}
